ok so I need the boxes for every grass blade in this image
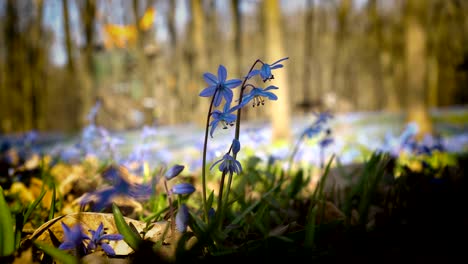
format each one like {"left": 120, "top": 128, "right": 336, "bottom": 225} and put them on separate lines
{"left": 48, "top": 182, "right": 56, "bottom": 221}
{"left": 0, "top": 186, "right": 15, "bottom": 257}
{"left": 112, "top": 203, "right": 142, "bottom": 250}
{"left": 23, "top": 184, "right": 47, "bottom": 226}
{"left": 33, "top": 241, "right": 79, "bottom": 264}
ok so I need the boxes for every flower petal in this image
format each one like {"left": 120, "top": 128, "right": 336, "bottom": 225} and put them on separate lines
{"left": 199, "top": 86, "right": 217, "bottom": 97}
{"left": 203, "top": 72, "right": 218, "bottom": 85}
{"left": 271, "top": 57, "right": 289, "bottom": 65}
{"left": 171, "top": 183, "right": 196, "bottom": 195}
{"left": 218, "top": 65, "right": 227, "bottom": 82}
{"left": 225, "top": 79, "right": 242, "bottom": 88}
{"left": 165, "top": 164, "right": 185, "bottom": 180}
{"left": 101, "top": 243, "right": 116, "bottom": 256}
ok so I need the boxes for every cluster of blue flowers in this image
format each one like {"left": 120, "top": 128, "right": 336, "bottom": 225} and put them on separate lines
{"left": 59, "top": 222, "right": 123, "bottom": 256}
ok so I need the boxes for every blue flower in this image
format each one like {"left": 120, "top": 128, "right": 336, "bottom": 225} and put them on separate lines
{"left": 312, "top": 111, "right": 334, "bottom": 126}
{"left": 199, "top": 65, "right": 243, "bottom": 107}
{"left": 58, "top": 222, "right": 90, "bottom": 256}
{"left": 209, "top": 103, "right": 237, "bottom": 138}
{"left": 248, "top": 57, "right": 289, "bottom": 82}
{"left": 302, "top": 125, "right": 323, "bottom": 139}
{"left": 171, "top": 183, "right": 196, "bottom": 195}
{"left": 231, "top": 139, "right": 241, "bottom": 156}
{"left": 87, "top": 222, "right": 123, "bottom": 256}
{"left": 319, "top": 137, "right": 334, "bottom": 148}
{"left": 237, "top": 86, "right": 278, "bottom": 108}
{"left": 210, "top": 153, "right": 242, "bottom": 175}
{"left": 165, "top": 164, "right": 185, "bottom": 181}
{"left": 79, "top": 165, "right": 156, "bottom": 211}
{"left": 176, "top": 204, "right": 190, "bottom": 233}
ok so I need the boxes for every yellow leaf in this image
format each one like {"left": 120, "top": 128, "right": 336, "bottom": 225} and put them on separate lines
{"left": 139, "top": 7, "right": 156, "bottom": 31}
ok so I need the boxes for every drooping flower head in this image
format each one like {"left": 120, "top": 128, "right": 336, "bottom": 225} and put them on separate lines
{"left": 171, "top": 183, "right": 196, "bottom": 195}
{"left": 236, "top": 85, "right": 278, "bottom": 109}
{"left": 165, "top": 164, "right": 185, "bottom": 181}
{"left": 176, "top": 204, "right": 190, "bottom": 233}
{"left": 247, "top": 57, "right": 289, "bottom": 82}
{"left": 210, "top": 153, "right": 242, "bottom": 175}
{"left": 209, "top": 103, "right": 237, "bottom": 138}
{"left": 199, "top": 65, "right": 243, "bottom": 107}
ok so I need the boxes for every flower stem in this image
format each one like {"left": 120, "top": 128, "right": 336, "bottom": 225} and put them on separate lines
{"left": 216, "top": 171, "right": 227, "bottom": 229}
{"left": 163, "top": 179, "right": 175, "bottom": 234}
{"left": 201, "top": 91, "right": 218, "bottom": 221}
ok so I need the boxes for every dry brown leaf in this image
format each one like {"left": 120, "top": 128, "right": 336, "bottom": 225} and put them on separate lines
{"left": 28, "top": 212, "right": 170, "bottom": 256}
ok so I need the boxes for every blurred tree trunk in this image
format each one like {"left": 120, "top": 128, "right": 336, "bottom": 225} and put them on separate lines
{"left": 230, "top": 0, "right": 242, "bottom": 109}
{"left": 3, "top": 0, "right": 20, "bottom": 132}
{"left": 133, "top": 0, "right": 156, "bottom": 126}
{"left": 189, "top": 0, "right": 209, "bottom": 127}
{"left": 165, "top": 0, "right": 179, "bottom": 124}
{"left": 80, "top": 0, "right": 97, "bottom": 125}
{"left": 262, "top": 0, "right": 292, "bottom": 142}
{"left": 298, "top": 0, "right": 316, "bottom": 114}
{"left": 62, "top": 0, "right": 74, "bottom": 73}
{"left": 62, "top": 0, "right": 81, "bottom": 130}
{"left": 405, "top": 0, "right": 432, "bottom": 137}
{"left": 331, "top": 0, "right": 351, "bottom": 110}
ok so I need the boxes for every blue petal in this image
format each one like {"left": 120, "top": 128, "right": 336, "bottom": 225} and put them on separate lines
{"left": 232, "top": 139, "right": 241, "bottom": 155}
{"left": 172, "top": 183, "right": 196, "bottom": 195}
{"left": 246, "top": 69, "right": 260, "bottom": 79}
{"left": 225, "top": 79, "right": 242, "bottom": 88}
{"left": 270, "top": 64, "right": 284, "bottom": 70}
{"left": 213, "top": 92, "right": 223, "bottom": 107}
{"left": 222, "top": 89, "right": 234, "bottom": 106}
{"left": 58, "top": 242, "right": 76, "bottom": 250}
{"left": 264, "top": 85, "right": 278, "bottom": 91}
{"left": 100, "top": 234, "right": 124, "bottom": 241}
{"left": 176, "top": 204, "right": 190, "bottom": 233}
{"left": 199, "top": 86, "right": 217, "bottom": 97}
{"left": 266, "top": 93, "right": 278, "bottom": 100}
{"left": 218, "top": 65, "right": 227, "bottom": 83}
{"left": 271, "top": 57, "right": 289, "bottom": 65}
{"left": 165, "top": 164, "right": 185, "bottom": 180}
{"left": 101, "top": 243, "right": 116, "bottom": 256}
{"left": 203, "top": 72, "right": 218, "bottom": 85}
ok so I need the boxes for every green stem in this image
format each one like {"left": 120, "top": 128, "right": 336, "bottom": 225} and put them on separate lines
{"left": 216, "top": 171, "right": 227, "bottom": 229}
{"left": 286, "top": 134, "right": 305, "bottom": 180}
{"left": 221, "top": 171, "right": 234, "bottom": 229}
{"left": 201, "top": 92, "right": 218, "bottom": 221}
{"left": 163, "top": 179, "right": 175, "bottom": 233}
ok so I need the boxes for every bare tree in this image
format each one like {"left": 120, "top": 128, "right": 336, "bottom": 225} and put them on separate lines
{"left": 262, "top": 0, "right": 292, "bottom": 142}
{"left": 405, "top": 0, "right": 432, "bottom": 137}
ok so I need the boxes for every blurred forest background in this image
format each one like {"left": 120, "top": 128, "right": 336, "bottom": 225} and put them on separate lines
{"left": 1, "top": 0, "right": 467, "bottom": 141}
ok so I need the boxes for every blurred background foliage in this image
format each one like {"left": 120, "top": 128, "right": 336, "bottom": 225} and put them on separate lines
{"left": 0, "top": 0, "right": 467, "bottom": 140}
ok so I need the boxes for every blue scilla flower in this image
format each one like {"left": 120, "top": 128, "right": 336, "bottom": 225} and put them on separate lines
{"left": 237, "top": 85, "right": 278, "bottom": 108}
{"left": 313, "top": 111, "right": 334, "bottom": 126}
{"left": 210, "top": 153, "right": 242, "bottom": 175}
{"left": 176, "top": 204, "right": 190, "bottom": 233}
{"left": 209, "top": 103, "right": 237, "bottom": 138}
{"left": 165, "top": 164, "right": 185, "bottom": 181}
{"left": 199, "top": 65, "right": 243, "bottom": 107}
{"left": 87, "top": 222, "right": 123, "bottom": 256}
{"left": 59, "top": 222, "right": 90, "bottom": 256}
{"left": 232, "top": 138, "right": 241, "bottom": 156}
{"left": 171, "top": 183, "right": 196, "bottom": 195}
{"left": 248, "top": 57, "right": 289, "bottom": 82}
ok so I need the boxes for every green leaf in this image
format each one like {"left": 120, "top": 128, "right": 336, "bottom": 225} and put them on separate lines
{"left": 0, "top": 186, "right": 15, "bottom": 257}
{"left": 112, "top": 203, "right": 142, "bottom": 250}
{"left": 49, "top": 182, "right": 56, "bottom": 221}
{"left": 23, "top": 184, "right": 47, "bottom": 226}
{"left": 33, "top": 241, "right": 79, "bottom": 264}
